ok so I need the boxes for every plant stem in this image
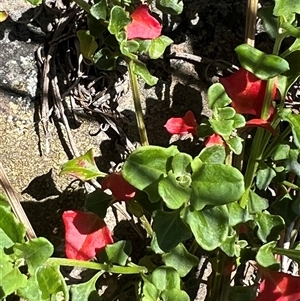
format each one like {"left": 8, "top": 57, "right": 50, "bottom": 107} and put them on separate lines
{"left": 240, "top": 29, "right": 286, "bottom": 207}
{"left": 46, "top": 257, "right": 147, "bottom": 274}
{"left": 240, "top": 128, "right": 265, "bottom": 208}
{"left": 127, "top": 60, "right": 149, "bottom": 146}
{"left": 139, "top": 214, "right": 153, "bottom": 236}
{"left": 208, "top": 251, "right": 231, "bottom": 301}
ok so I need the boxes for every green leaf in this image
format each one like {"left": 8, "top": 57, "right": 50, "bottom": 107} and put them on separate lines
{"left": 90, "top": 0, "right": 107, "bottom": 20}
{"left": 149, "top": 36, "right": 173, "bottom": 59}
{"left": 141, "top": 278, "right": 160, "bottom": 301}
{"left": 256, "top": 164, "right": 276, "bottom": 190}
{"left": 150, "top": 267, "right": 181, "bottom": 291}
{"left": 156, "top": 0, "right": 183, "bottom": 15}
{"left": 217, "top": 107, "right": 236, "bottom": 120}
{"left": 98, "top": 240, "right": 131, "bottom": 266}
{"left": 284, "top": 148, "right": 300, "bottom": 177}
{"left": 256, "top": 241, "right": 280, "bottom": 269}
{"left": 227, "top": 201, "right": 253, "bottom": 227}
{"left": 108, "top": 6, "right": 130, "bottom": 35}
{"left": 0, "top": 206, "right": 26, "bottom": 248}
{"left": 161, "top": 289, "right": 190, "bottom": 301}
{"left": 248, "top": 190, "right": 269, "bottom": 213}
{"left": 87, "top": 15, "right": 106, "bottom": 38}
{"left": 207, "top": 83, "right": 232, "bottom": 110}
{"left": 270, "top": 193, "right": 297, "bottom": 225}
{"left": 225, "top": 136, "right": 244, "bottom": 155}
{"left": 162, "top": 243, "right": 198, "bottom": 277}
{"left": 85, "top": 189, "right": 112, "bottom": 219}
{"left": 272, "top": 144, "right": 290, "bottom": 160}
{"left": 280, "top": 109, "right": 300, "bottom": 149}
{"left": 77, "top": 30, "right": 98, "bottom": 60}
{"left": 131, "top": 60, "right": 158, "bottom": 86}
{"left": 120, "top": 40, "right": 139, "bottom": 59}
{"left": 152, "top": 209, "right": 191, "bottom": 252}
{"left": 184, "top": 206, "right": 229, "bottom": 251}
{"left": 220, "top": 233, "right": 247, "bottom": 257}
{"left": 232, "top": 113, "right": 246, "bottom": 128}
{"left": 171, "top": 152, "right": 192, "bottom": 178}
{"left": 258, "top": 5, "right": 278, "bottom": 39}
{"left": 235, "top": 44, "right": 290, "bottom": 80}
{"left": 191, "top": 163, "right": 245, "bottom": 210}
{"left": 196, "top": 145, "right": 226, "bottom": 164}
{"left": 93, "top": 48, "right": 117, "bottom": 71}
{"left": 158, "top": 171, "right": 191, "bottom": 209}
{"left": 255, "top": 212, "right": 285, "bottom": 243}
{"left": 70, "top": 271, "right": 104, "bottom": 301}
{"left": 60, "top": 148, "right": 106, "bottom": 181}
{"left": 273, "top": 0, "right": 300, "bottom": 16}
{"left": 13, "top": 238, "right": 54, "bottom": 275}
{"left": 17, "top": 276, "right": 42, "bottom": 300}
{"left": 36, "top": 264, "right": 68, "bottom": 300}
{"left": 122, "top": 145, "right": 179, "bottom": 202}
{"left": 0, "top": 250, "right": 27, "bottom": 299}
{"left": 210, "top": 119, "right": 234, "bottom": 136}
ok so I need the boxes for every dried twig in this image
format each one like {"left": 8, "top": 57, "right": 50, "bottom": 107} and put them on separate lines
{"left": 245, "top": 0, "right": 258, "bottom": 46}
{"left": 0, "top": 162, "right": 36, "bottom": 240}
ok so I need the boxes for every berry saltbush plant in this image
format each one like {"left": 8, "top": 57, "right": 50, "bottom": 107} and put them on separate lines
{"left": 3, "top": 0, "right": 300, "bottom": 301}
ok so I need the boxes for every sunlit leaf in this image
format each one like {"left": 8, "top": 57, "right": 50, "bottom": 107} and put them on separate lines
{"left": 162, "top": 243, "right": 198, "bottom": 277}
{"left": 191, "top": 163, "right": 245, "bottom": 210}
{"left": 184, "top": 206, "right": 229, "bottom": 251}
{"left": 235, "top": 44, "right": 289, "bottom": 80}
{"left": 60, "top": 148, "right": 106, "bottom": 181}
{"left": 70, "top": 271, "right": 104, "bottom": 301}
{"left": 122, "top": 145, "right": 179, "bottom": 202}
{"left": 13, "top": 238, "right": 54, "bottom": 275}
{"left": 149, "top": 35, "right": 173, "bottom": 59}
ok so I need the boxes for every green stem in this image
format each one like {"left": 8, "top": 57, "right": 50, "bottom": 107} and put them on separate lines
{"left": 127, "top": 60, "right": 149, "bottom": 146}
{"left": 46, "top": 257, "right": 147, "bottom": 274}
{"left": 240, "top": 128, "right": 265, "bottom": 207}
{"left": 272, "top": 33, "right": 286, "bottom": 56}
{"left": 208, "top": 251, "right": 231, "bottom": 301}
{"left": 139, "top": 215, "right": 153, "bottom": 236}
{"left": 240, "top": 30, "right": 286, "bottom": 207}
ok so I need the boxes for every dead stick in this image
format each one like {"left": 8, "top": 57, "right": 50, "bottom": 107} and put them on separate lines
{"left": 245, "top": 0, "right": 258, "bottom": 46}
{"left": 0, "top": 162, "right": 36, "bottom": 240}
